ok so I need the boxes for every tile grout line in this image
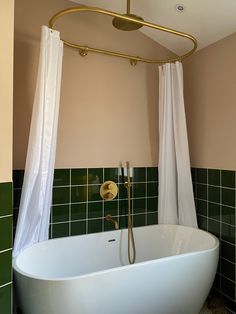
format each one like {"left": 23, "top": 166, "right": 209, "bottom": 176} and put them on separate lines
{"left": 235, "top": 170, "right": 236, "bottom": 299}
{"left": 219, "top": 169, "right": 222, "bottom": 294}
{"left": 102, "top": 168, "right": 104, "bottom": 232}
{"left": 145, "top": 167, "right": 148, "bottom": 225}
{"left": 86, "top": 168, "right": 88, "bottom": 234}
{"left": 69, "top": 168, "right": 71, "bottom": 236}
{"left": 207, "top": 168, "right": 209, "bottom": 232}
{"left": 0, "top": 282, "right": 12, "bottom": 289}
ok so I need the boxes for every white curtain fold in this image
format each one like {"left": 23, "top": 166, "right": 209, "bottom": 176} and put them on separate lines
{"left": 158, "top": 62, "right": 198, "bottom": 228}
{"left": 13, "top": 26, "right": 63, "bottom": 257}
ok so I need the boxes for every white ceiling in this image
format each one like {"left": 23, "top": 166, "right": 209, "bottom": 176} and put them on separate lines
{"left": 69, "top": 0, "right": 236, "bottom": 55}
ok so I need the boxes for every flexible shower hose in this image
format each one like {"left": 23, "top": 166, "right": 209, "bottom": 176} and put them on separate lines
{"left": 125, "top": 162, "right": 136, "bottom": 264}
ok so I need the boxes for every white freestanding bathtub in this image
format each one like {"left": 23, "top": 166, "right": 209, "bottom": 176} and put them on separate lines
{"left": 13, "top": 224, "right": 219, "bottom": 314}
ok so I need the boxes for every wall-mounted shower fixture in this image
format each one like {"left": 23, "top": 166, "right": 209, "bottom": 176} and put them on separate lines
{"left": 48, "top": 0, "right": 198, "bottom": 65}
{"left": 100, "top": 181, "right": 118, "bottom": 200}
{"left": 124, "top": 161, "right": 136, "bottom": 264}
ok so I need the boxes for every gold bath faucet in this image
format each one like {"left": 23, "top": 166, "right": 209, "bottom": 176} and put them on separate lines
{"left": 105, "top": 214, "right": 119, "bottom": 230}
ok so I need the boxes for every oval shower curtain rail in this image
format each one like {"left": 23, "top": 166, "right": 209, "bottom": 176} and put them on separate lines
{"left": 49, "top": 6, "right": 198, "bottom": 65}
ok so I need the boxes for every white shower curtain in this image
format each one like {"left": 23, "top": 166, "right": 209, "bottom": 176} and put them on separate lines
{"left": 13, "top": 26, "right": 63, "bottom": 257}
{"left": 158, "top": 62, "right": 198, "bottom": 228}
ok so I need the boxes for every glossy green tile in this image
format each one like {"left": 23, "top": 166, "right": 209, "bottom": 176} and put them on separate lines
{"left": 221, "top": 276, "right": 235, "bottom": 300}
{"left": 0, "top": 284, "right": 12, "bottom": 314}
{"left": 208, "top": 169, "right": 220, "bottom": 186}
{"left": 133, "top": 183, "right": 146, "bottom": 198}
{"left": 208, "top": 202, "right": 220, "bottom": 221}
{"left": 88, "top": 168, "right": 103, "bottom": 184}
{"left": 49, "top": 225, "right": 52, "bottom": 239}
{"left": 196, "top": 168, "right": 207, "bottom": 184}
{"left": 221, "top": 170, "right": 235, "bottom": 189}
{"left": 147, "top": 182, "right": 158, "bottom": 197}
{"left": 191, "top": 168, "right": 196, "bottom": 183}
{"left": 133, "top": 198, "right": 146, "bottom": 214}
{"left": 222, "top": 206, "right": 235, "bottom": 225}
{"left": 88, "top": 201, "right": 103, "bottom": 219}
{"left": 221, "top": 259, "right": 235, "bottom": 281}
{"left": 196, "top": 199, "right": 207, "bottom": 216}
{"left": 0, "top": 250, "right": 12, "bottom": 286}
{"left": 147, "top": 167, "right": 158, "bottom": 182}
{"left": 53, "top": 187, "right": 69, "bottom": 205}
{"left": 192, "top": 183, "right": 197, "bottom": 196}
{"left": 52, "top": 223, "right": 69, "bottom": 238}
{"left": 104, "top": 216, "right": 118, "bottom": 231}
{"left": 208, "top": 219, "right": 220, "bottom": 238}
{"left": 13, "top": 189, "right": 21, "bottom": 209}
{"left": 133, "top": 214, "right": 146, "bottom": 227}
{"left": 217, "top": 258, "right": 221, "bottom": 274}
{"left": 13, "top": 170, "right": 24, "bottom": 188}
{"left": 88, "top": 219, "right": 102, "bottom": 233}
{"left": 0, "top": 217, "right": 12, "bottom": 251}
{"left": 222, "top": 188, "right": 235, "bottom": 207}
{"left": 147, "top": 212, "right": 158, "bottom": 225}
{"left": 88, "top": 185, "right": 101, "bottom": 202}
{"left": 221, "top": 241, "right": 235, "bottom": 263}
{"left": 118, "top": 184, "right": 128, "bottom": 199}
{"left": 53, "top": 169, "right": 70, "bottom": 186}
{"left": 133, "top": 168, "right": 146, "bottom": 182}
{"left": 197, "top": 215, "right": 207, "bottom": 231}
{"left": 119, "top": 215, "right": 128, "bottom": 229}
{"left": 208, "top": 186, "right": 220, "bottom": 203}
{"left": 71, "top": 221, "right": 86, "bottom": 235}
{"left": 104, "top": 168, "right": 118, "bottom": 182}
{"left": 221, "top": 223, "right": 235, "bottom": 244}
{"left": 71, "top": 203, "right": 86, "bottom": 220}
{"left": 147, "top": 197, "right": 158, "bottom": 212}
{"left": 52, "top": 205, "right": 69, "bottom": 223}
{"left": 0, "top": 183, "right": 12, "bottom": 216}
{"left": 13, "top": 209, "right": 18, "bottom": 229}
{"left": 104, "top": 200, "right": 118, "bottom": 217}
{"left": 71, "top": 186, "right": 87, "bottom": 203}
{"left": 223, "top": 296, "right": 236, "bottom": 313}
{"left": 212, "top": 273, "right": 221, "bottom": 291}
{"left": 71, "top": 168, "right": 87, "bottom": 185}
{"left": 119, "top": 199, "right": 129, "bottom": 216}
{"left": 196, "top": 184, "right": 207, "bottom": 200}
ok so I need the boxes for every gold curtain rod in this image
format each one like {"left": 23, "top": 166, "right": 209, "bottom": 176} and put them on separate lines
{"left": 49, "top": 6, "right": 198, "bottom": 65}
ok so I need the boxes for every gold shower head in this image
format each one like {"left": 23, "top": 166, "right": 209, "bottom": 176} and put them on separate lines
{"left": 112, "top": 0, "right": 144, "bottom": 31}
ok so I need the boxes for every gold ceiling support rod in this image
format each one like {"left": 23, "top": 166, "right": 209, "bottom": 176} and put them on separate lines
{"left": 49, "top": 6, "right": 197, "bottom": 65}
{"left": 127, "top": 0, "right": 131, "bottom": 15}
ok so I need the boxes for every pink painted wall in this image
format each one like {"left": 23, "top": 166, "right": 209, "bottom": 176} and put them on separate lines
{"left": 14, "top": 0, "right": 174, "bottom": 169}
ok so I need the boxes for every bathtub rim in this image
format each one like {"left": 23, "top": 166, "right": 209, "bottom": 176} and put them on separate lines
{"left": 13, "top": 224, "right": 219, "bottom": 282}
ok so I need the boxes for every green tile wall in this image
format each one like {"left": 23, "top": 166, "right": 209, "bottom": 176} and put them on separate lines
{"left": 13, "top": 168, "right": 158, "bottom": 239}
{"left": 0, "top": 182, "right": 12, "bottom": 314}
{"left": 193, "top": 168, "right": 236, "bottom": 312}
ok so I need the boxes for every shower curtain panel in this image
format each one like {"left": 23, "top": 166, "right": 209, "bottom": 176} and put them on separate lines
{"left": 13, "top": 26, "right": 63, "bottom": 257}
{"left": 158, "top": 62, "right": 198, "bottom": 228}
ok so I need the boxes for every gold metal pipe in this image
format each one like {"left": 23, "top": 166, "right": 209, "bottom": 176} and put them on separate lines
{"left": 48, "top": 6, "right": 198, "bottom": 65}
{"left": 127, "top": 0, "right": 130, "bottom": 15}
